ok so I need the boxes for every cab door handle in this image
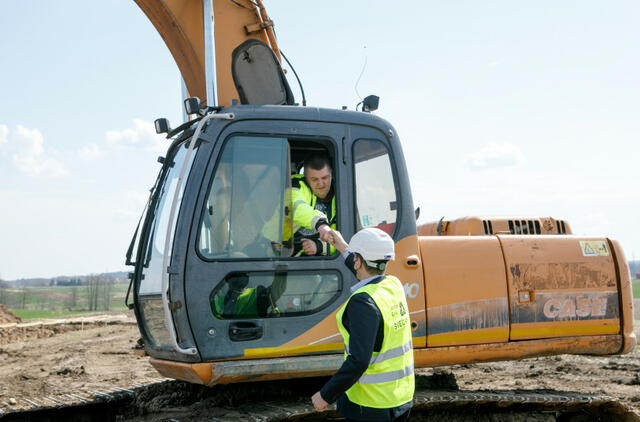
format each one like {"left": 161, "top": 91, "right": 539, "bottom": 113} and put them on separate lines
{"left": 229, "top": 321, "right": 263, "bottom": 341}
{"left": 405, "top": 255, "right": 420, "bottom": 267}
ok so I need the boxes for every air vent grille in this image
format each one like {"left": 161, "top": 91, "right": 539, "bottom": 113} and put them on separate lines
{"left": 482, "top": 219, "right": 495, "bottom": 234}
{"left": 556, "top": 220, "right": 567, "bottom": 234}
{"left": 507, "top": 219, "right": 544, "bottom": 234}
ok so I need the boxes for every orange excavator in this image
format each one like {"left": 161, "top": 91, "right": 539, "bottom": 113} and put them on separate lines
{"left": 126, "top": 0, "right": 635, "bottom": 387}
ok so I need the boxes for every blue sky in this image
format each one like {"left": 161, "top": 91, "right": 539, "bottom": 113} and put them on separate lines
{"left": 1, "top": 1, "right": 638, "bottom": 280}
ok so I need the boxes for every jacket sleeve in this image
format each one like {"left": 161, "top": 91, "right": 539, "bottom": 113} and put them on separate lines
{"left": 291, "top": 183, "right": 328, "bottom": 231}
{"left": 313, "top": 239, "right": 333, "bottom": 256}
{"left": 319, "top": 293, "right": 381, "bottom": 403}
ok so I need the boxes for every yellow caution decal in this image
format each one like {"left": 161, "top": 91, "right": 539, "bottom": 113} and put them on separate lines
{"left": 579, "top": 240, "right": 609, "bottom": 257}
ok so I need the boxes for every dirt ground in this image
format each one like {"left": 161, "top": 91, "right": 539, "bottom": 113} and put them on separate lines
{"left": 0, "top": 305, "right": 21, "bottom": 324}
{"left": 0, "top": 311, "right": 161, "bottom": 407}
{"left": 0, "top": 308, "right": 638, "bottom": 418}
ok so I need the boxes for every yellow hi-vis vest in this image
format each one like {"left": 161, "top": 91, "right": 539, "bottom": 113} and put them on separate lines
{"left": 336, "top": 275, "right": 415, "bottom": 408}
{"left": 262, "top": 174, "right": 336, "bottom": 255}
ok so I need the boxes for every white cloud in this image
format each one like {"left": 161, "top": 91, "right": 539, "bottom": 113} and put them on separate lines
{"left": 466, "top": 141, "right": 525, "bottom": 171}
{"left": 11, "top": 125, "right": 68, "bottom": 178}
{"left": 78, "top": 143, "right": 104, "bottom": 161}
{"left": 0, "top": 124, "right": 8, "bottom": 145}
{"left": 105, "top": 118, "right": 165, "bottom": 152}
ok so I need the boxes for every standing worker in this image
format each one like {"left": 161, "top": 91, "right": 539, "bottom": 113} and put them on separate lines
{"left": 311, "top": 228, "right": 414, "bottom": 421}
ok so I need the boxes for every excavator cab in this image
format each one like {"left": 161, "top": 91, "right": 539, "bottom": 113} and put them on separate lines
{"left": 130, "top": 105, "right": 423, "bottom": 368}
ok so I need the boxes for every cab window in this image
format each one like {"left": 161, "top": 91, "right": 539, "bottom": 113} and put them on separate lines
{"left": 353, "top": 139, "right": 397, "bottom": 235}
{"left": 198, "top": 136, "right": 338, "bottom": 259}
{"left": 210, "top": 271, "right": 341, "bottom": 319}
{"left": 198, "top": 136, "right": 292, "bottom": 259}
{"left": 140, "top": 140, "right": 197, "bottom": 295}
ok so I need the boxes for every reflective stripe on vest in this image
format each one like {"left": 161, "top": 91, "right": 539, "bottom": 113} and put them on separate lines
{"left": 358, "top": 363, "right": 415, "bottom": 384}
{"left": 345, "top": 339, "right": 412, "bottom": 366}
{"left": 370, "top": 339, "right": 412, "bottom": 366}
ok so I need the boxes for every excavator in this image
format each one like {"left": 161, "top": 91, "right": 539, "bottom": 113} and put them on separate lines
{"left": 126, "top": 0, "right": 636, "bottom": 389}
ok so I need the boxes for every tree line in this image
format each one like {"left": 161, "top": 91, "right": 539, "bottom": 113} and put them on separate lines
{"left": 0, "top": 274, "right": 118, "bottom": 312}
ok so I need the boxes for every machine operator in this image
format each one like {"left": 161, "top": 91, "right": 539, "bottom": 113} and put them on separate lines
{"left": 290, "top": 154, "right": 337, "bottom": 256}
{"left": 263, "top": 153, "right": 336, "bottom": 256}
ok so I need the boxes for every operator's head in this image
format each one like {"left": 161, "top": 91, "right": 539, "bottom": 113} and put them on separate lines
{"left": 347, "top": 228, "right": 395, "bottom": 280}
{"left": 303, "top": 154, "right": 332, "bottom": 200}
{"left": 227, "top": 274, "right": 249, "bottom": 293}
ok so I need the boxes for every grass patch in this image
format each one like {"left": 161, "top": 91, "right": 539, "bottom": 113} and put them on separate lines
{"left": 9, "top": 309, "right": 100, "bottom": 320}
{"left": 0, "top": 283, "right": 130, "bottom": 314}
{"left": 633, "top": 278, "right": 640, "bottom": 299}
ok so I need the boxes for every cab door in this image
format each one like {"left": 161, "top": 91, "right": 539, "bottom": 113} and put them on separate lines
{"left": 347, "top": 125, "right": 428, "bottom": 348}
{"left": 182, "top": 118, "right": 354, "bottom": 360}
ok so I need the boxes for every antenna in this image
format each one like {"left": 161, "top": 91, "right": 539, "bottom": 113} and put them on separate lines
{"left": 354, "top": 46, "right": 367, "bottom": 101}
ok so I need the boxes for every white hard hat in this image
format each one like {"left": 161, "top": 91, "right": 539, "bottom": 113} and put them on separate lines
{"left": 348, "top": 228, "right": 395, "bottom": 262}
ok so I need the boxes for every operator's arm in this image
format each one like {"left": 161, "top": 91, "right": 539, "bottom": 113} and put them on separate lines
{"left": 319, "top": 293, "right": 381, "bottom": 403}
{"left": 254, "top": 272, "right": 288, "bottom": 317}
{"left": 290, "top": 184, "right": 329, "bottom": 232}
{"left": 269, "top": 273, "right": 287, "bottom": 303}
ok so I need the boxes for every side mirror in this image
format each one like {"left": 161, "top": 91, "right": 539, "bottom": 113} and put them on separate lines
{"left": 154, "top": 118, "right": 171, "bottom": 134}
{"left": 184, "top": 97, "right": 202, "bottom": 115}
{"left": 362, "top": 95, "right": 379, "bottom": 112}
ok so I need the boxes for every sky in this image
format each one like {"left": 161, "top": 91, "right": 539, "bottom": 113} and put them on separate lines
{"left": 0, "top": 1, "right": 638, "bottom": 280}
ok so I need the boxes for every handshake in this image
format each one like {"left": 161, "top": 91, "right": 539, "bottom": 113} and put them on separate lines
{"left": 317, "top": 225, "right": 348, "bottom": 254}
{"left": 299, "top": 224, "right": 348, "bottom": 256}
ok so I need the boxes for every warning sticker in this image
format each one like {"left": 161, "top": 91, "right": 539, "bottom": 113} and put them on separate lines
{"left": 580, "top": 240, "right": 609, "bottom": 257}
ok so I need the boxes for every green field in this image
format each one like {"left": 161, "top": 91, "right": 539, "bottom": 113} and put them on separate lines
{"left": 633, "top": 278, "right": 640, "bottom": 299}
{"left": 1, "top": 283, "right": 130, "bottom": 319}
{"left": 9, "top": 309, "right": 105, "bottom": 319}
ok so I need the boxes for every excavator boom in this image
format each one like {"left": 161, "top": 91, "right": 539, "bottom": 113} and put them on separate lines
{"left": 134, "top": 0, "right": 280, "bottom": 107}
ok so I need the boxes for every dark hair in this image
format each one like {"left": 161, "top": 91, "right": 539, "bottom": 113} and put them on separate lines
{"left": 354, "top": 253, "right": 386, "bottom": 276}
{"left": 303, "top": 154, "right": 332, "bottom": 173}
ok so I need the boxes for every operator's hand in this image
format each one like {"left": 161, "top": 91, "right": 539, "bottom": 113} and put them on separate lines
{"left": 327, "top": 229, "right": 348, "bottom": 254}
{"left": 301, "top": 238, "right": 318, "bottom": 255}
{"left": 311, "top": 391, "right": 328, "bottom": 412}
{"left": 317, "top": 224, "right": 331, "bottom": 242}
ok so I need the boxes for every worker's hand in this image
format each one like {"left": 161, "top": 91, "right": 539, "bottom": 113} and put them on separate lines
{"left": 317, "top": 224, "right": 331, "bottom": 242}
{"left": 311, "top": 391, "right": 328, "bottom": 412}
{"left": 301, "top": 239, "right": 317, "bottom": 255}
{"left": 327, "top": 229, "right": 348, "bottom": 254}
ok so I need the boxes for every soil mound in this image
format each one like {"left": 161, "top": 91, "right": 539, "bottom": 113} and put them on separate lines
{"left": 0, "top": 304, "right": 21, "bottom": 324}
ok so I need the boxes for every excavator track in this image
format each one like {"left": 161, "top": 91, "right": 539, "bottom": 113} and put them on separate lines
{"left": 1, "top": 374, "right": 638, "bottom": 422}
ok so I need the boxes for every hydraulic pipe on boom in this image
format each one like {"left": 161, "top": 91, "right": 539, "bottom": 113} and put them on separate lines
{"left": 202, "top": 0, "right": 216, "bottom": 106}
